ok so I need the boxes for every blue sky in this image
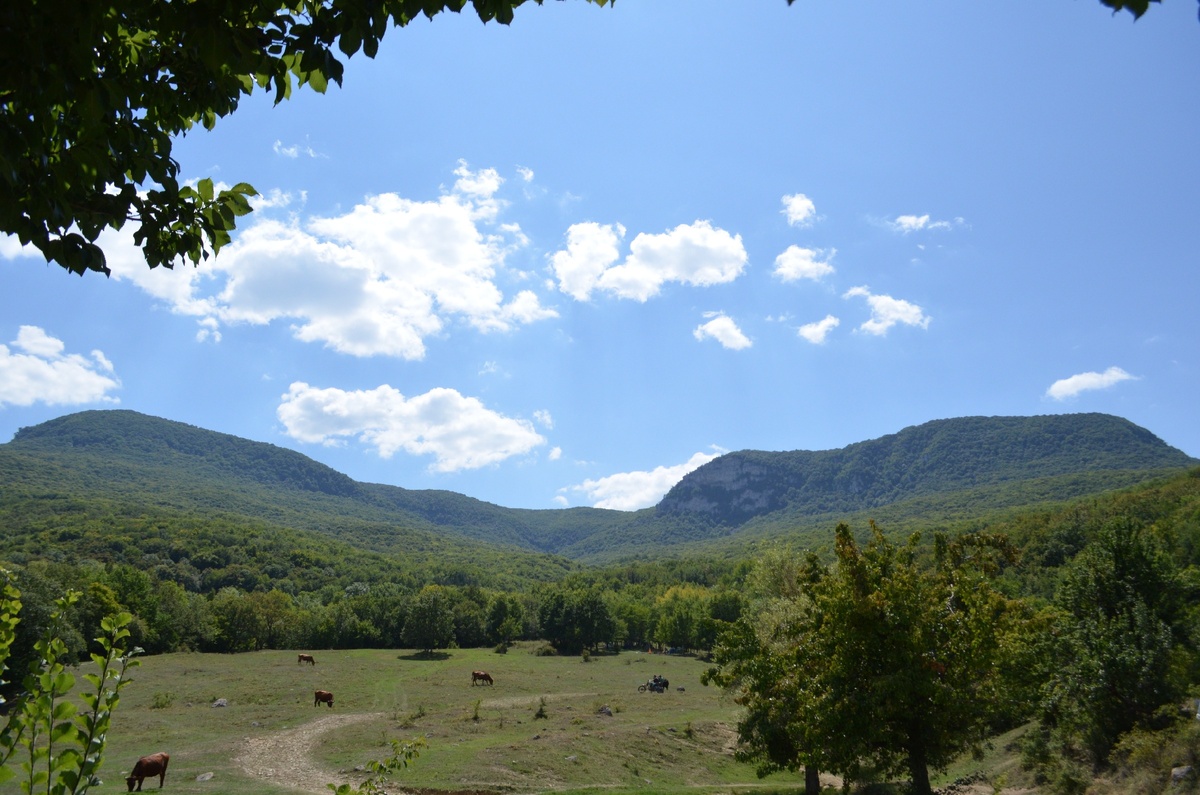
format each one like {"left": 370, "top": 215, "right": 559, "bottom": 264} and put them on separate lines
{"left": 2, "top": 0, "right": 1198, "bottom": 510}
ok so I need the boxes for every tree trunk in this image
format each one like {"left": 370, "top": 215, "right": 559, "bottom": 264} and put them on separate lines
{"left": 804, "top": 765, "right": 820, "bottom": 795}
{"left": 907, "top": 738, "right": 932, "bottom": 795}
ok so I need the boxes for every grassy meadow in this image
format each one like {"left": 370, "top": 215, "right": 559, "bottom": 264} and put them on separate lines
{"left": 9, "top": 644, "right": 824, "bottom": 795}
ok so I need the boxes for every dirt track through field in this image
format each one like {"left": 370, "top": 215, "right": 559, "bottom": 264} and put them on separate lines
{"left": 235, "top": 712, "right": 381, "bottom": 794}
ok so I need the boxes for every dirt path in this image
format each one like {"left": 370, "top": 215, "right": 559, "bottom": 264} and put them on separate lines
{"left": 234, "top": 712, "right": 381, "bottom": 794}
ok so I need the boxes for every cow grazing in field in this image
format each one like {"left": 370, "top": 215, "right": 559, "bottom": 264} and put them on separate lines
{"left": 471, "top": 670, "right": 494, "bottom": 686}
{"left": 126, "top": 752, "right": 169, "bottom": 791}
{"left": 297, "top": 653, "right": 316, "bottom": 665}
{"left": 314, "top": 689, "right": 334, "bottom": 707}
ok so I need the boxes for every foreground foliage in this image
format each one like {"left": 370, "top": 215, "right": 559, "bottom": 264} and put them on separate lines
{"left": 0, "top": 574, "right": 138, "bottom": 794}
{"left": 0, "top": 0, "right": 613, "bottom": 276}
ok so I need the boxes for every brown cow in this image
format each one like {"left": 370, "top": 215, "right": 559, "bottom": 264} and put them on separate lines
{"left": 126, "top": 752, "right": 169, "bottom": 791}
{"left": 297, "top": 653, "right": 316, "bottom": 665}
{"left": 314, "top": 689, "right": 334, "bottom": 707}
{"left": 471, "top": 670, "right": 494, "bottom": 686}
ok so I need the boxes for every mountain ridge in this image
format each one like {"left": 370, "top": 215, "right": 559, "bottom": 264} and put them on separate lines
{"left": 2, "top": 410, "right": 1195, "bottom": 564}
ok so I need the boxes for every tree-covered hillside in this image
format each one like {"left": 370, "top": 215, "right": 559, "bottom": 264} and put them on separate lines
{"left": 1, "top": 410, "right": 1194, "bottom": 568}
{"left": 659, "top": 414, "right": 1195, "bottom": 525}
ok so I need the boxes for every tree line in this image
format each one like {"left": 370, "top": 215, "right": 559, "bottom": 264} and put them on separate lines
{"left": 0, "top": 555, "right": 745, "bottom": 694}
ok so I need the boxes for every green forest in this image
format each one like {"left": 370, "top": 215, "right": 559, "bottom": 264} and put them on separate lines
{"left": 2, "top": 410, "right": 1200, "bottom": 793}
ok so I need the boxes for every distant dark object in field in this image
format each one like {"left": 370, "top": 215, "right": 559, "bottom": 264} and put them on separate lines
{"left": 639, "top": 675, "right": 669, "bottom": 693}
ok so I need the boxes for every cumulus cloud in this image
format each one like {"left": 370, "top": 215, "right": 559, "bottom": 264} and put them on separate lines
{"left": 548, "top": 221, "right": 624, "bottom": 301}
{"left": 694, "top": 313, "right": 752, "bottom": 350}
{"left": 0, "top": 235, "right": 39, "bottom": 260}
{"left": 534, "top": 409, "right": 554, "bottom": 429}
{"left": 1046, "top": 366, "right": 1137, "bottom": 400}
{"left": 0, "top": 326, "right": 121, "bottom": 407}
{"left": 277, "top": 382, "right": 546, "bottom": 472}
{"left": 548, "top": 446, "right": 562, "bottom": 461}
{"left": 843, "top": 286, "right": 931, "bottom": 335}
{"left": 797, "top": 315, "right": 840, "bottom": 344}
{"left": 887, "top": 214, "right": 961, "bottom": 233}
{"left": 782, "top": 193, "right": 817, "bottom": 227}
{"left": 550, "top": 220, "right": 747, "bottom": 302}
{"left": 563, "top": 450, "right": 723, "bottom": 511}
{"left": 100, "top": 162, "right": 555, "bottom": 359}
{"left": 774, "top": 245, "right": 835, "bottom": 282}
{"left": 273, "top": 139, "right": 323, "bottom": 159}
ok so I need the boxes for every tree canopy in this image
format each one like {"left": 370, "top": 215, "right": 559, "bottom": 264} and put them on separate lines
{"left": 704, "top": 524, "right": 1026, "bottom": 795}
{"left": 0, "top": 0, "right": 1176, "bottom": 277}
{"left": 0, "top": 0, "right": 610, "bottom": 277}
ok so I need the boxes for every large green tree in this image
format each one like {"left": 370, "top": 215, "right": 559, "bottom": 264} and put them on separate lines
{"left": 706, "top": 525, "right": 1025, "bottom": 795}
{"left": 401, "top": 585, "right": 455, "bottom": 654}
{"left": 1036, "top": 519, "right": 1190, "bottom": 767}
{"left": 1, "top": 0, "right": 1170, "bottom": 277}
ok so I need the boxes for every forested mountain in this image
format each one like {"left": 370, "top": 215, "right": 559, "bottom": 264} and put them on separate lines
{"left": 659, "top": 413, "right": 1195, "bottom": 522}
{"left": 0, "top": 410, "right": 1194, "bottom": 571}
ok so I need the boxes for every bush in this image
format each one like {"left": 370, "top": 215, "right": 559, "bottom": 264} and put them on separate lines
{"left": 531, "top": 643, "right": 556, "bottom": 657}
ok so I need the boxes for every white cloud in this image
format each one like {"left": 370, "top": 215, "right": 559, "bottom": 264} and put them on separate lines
{"left": 516, "top": 166, "right": 535, "bottom": 183}
{"left": 549, "top": 221, "right": 624, "bottom": 301}
{"left": 551, "top": 220, "right": 747, "bottom": 302}
{"left": 843, "top": 285, "right": 931, "bottom": 335}
{"left": 781, "top": 193, "right": 816, "bottom": 227}
{"left": 774, "top": 245, "right": 835, "bottom": 282}
{"left": 1046, "top": 366, "right": 1137, "bottom": 400}
{"left": 887, "top": 213, "right": 959, "bottom": 233}
{"left": 273, "top": 139, "right": 323, "bottom": 159}
{"left": 694, "top": 313, "right": 752, "bottom": 350}
{"left": 798, "top": 315, "right": 840, "bottom": 344}
{"left": 277, "top": 382, "right": 545, "bottom": 472}
{"left": 0, "top": 326, "right": 121, "bottom": 407}
{"left": 534, "top": 409, "right": 554, "bottom": 429}
{"left": 548, "top": 446, "right": 563, "bottom": 461}
{"left": 0, "top": 235, "right": 39, "bottom": 260}
{"left": 102, "top": 163, "right": 556, "bottom": 359}
{"left": 563, "top": 450, "right": 723, "bottom": 511}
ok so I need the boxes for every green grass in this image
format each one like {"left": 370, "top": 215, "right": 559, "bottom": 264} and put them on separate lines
{"left": 6, "top": 644, "right": 814, "bottom": 795}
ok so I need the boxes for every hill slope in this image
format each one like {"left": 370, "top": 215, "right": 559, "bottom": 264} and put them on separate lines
{"left": 0, "top": 410, "right": 1194, "bottom": 568}
{"left": 658, "top": 413, "right": 1194, "bottom": 523}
